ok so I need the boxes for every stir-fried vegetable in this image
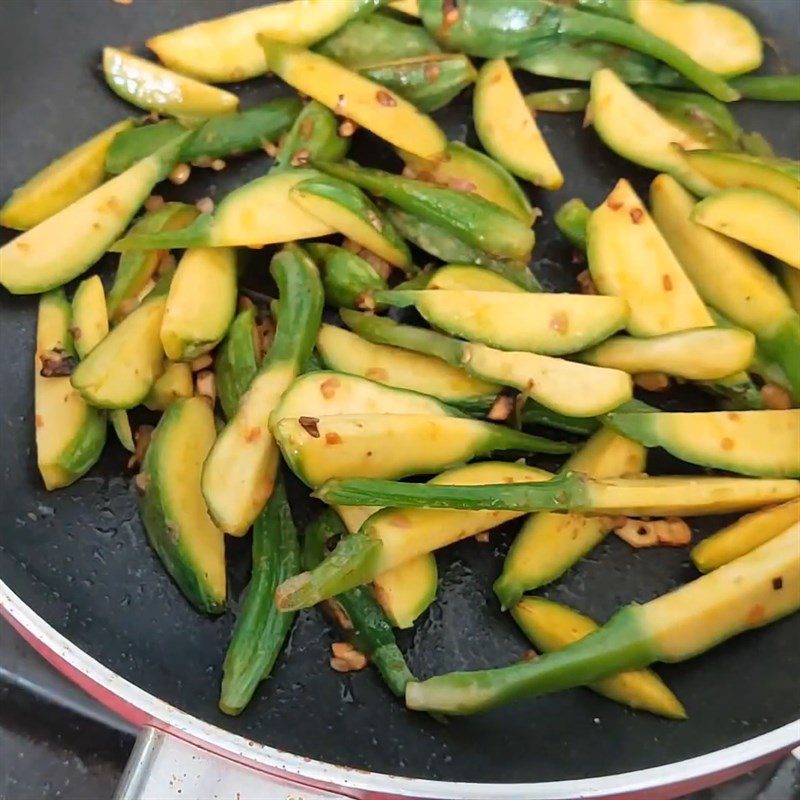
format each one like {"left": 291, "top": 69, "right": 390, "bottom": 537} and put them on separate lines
{"left": 1, "top": 134, "right": 189, "bottom": 294}
{"left": 418, "top": 0, "right": 738, "bottom": 100}
{"left": 1, "top": 119, "right": 134, "bottom": 230}
{"left": 103, "top": 47, "right": 239, "bottom": 118}
{"left": 407, "top": 524, "right": 800, "bottom": 714}
{"left": 34, "top": 291, "right": 107, "bottom": 490}
{"left": 512, "top": 598, "right": 687, "bottom": 719}
{"left": 4, "top": 0, "right": 799, "bottom": 726}
{"left": 340, "top": 310, "right": 633, "bottom": 416}
{"left": 140, "top": 397, "right": 227, "bottom": 614}
{"left": 303, "top": 509, "right": 415, "bottom": 697}
{"left": 315, "top": 160, "right": 536, "bottom": 260}
{"left": 316, "top": 473, "right": 800, "bottom": 516}
{"left": 105, "top": 98, "right": 302, "bottom": 174}
{"left": 219, "top": 475, "right": 300, "bottom": 714}
{"left": 202, "top": 245, "right": 323, "bottom": 536}
{"left": 474, "top": 58, "right": 563, "bottom": 189}
{"left": 494, "top": 427, "right": 646, "bottom": 609}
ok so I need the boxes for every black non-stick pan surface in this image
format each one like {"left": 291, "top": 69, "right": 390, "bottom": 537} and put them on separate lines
{"left": 1, "top": 0, "right": 799, "bottom": 786}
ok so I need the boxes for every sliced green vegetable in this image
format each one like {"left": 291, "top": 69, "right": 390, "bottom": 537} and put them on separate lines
{"left": 106, "top": 121, "right": 185, "bottom": 175}
{"left": 71, "top": 276, "right": 134, "bottom": 453}
{"left": 1, "top": 133, "right": 188, "bottom": 295}
{"left": 306, "top": 243, "right": 387, "bottom": 310}
{"left": 426, "top": 265, "right": 525, "bottom": 293}
{"left": 147, "top": 0, "right": 380, "bottom": 83}
{"left": 634, "top": 87, "right": 742, "bottom": 151}
{"left": 515, "top": 41, "right": 798, "bottom": 101}
{"left": 1, "top": 119, "right": 133, "bottom": 230}
{"left": 384, "top": 206, "right": 540, "bottom": 291}
{"left": 291, "top": 177, "right": 411, "bottom": 270}
{"left": 576, "top": 0, "right": 762, "bottom": 76}
{"left": 692, "top": 499, "right": 800, "bottom": 573}
{"left": 318, "top": 322, "right": 500, "bottom": 410}
{"left": 270, "top": 372, "right": 444, "bottom": 628}
{"left": 111, "top": 169, "right": 335, "bottom": 251}
{"left": 139, "top": 397, "right": 226, "bottom": 614}
{"left": 525, "top": 88, "right": 590, "bottom": 113}
{"left": 692, "top": 189, "right": 800, "bottom": 269}
{"left": 682, "top": 151, "right": 800, "bottom": 211}
{"left": 399, "top": 141, "right": 534, "bottom": 225}
{"left": 103, "top": 48, "right": 238, "bottom": 119}
{"left": 143, "top": 362, "right": 194, "bottom": 412}
{"left": 373, "top": 554, "right": 437, "bottom": 629}
{"left": 319, "top": 472, "right": 800, "bottom": 516}
{"left": 417, "top": 0, "right": 738, "bottom": 101}
{"left": 191, "top": 97, "right": 300, "bottom": 155}
{"left": 341, "top": 311, "right": 632, "bottom": 417}
{"left": 277, "top": 412, "right": 571, "bottom": 486}
{"left": 650, "top": 174, "right": 800, "bottom": 399}
{"left": 316, "top": 160, "right": 535, "bottom": 261}
{"left": 315, "top": 11, "right": 439, "bottom": 68}
{"left": 272, "top": 370, "right": 455, "bottom": 426}
{"left": 406, "top": 524, "right": 800, "bottom": 715}
{"left": 475, "top": 59, "right": 563, "bottom": 190}
{"left": 71, "top": 276, "right": 109, "bottom": 359}
{"left": 216, "top": 307, "right": 262, "bottom": 420}
{"left": 606, "top": 410, "right": 800, "bottom": 478}
{"left": 202, "top": 245, "right": 323, "bottom": 536}
{"left": 161, "top": 247, "right": 237, "bottom": 362}
{"left": 588, "top": 179, "right": 713, "bottom": 337}
{"left": 277, "top": 462, "right": 550, "bottom": 610}
{"left": 35, "top": 290, "right": 106, "bottom": 490}
{"left": 219, "top": 475, "right": 300, "bottom": 715}
{"left": 528, "top": 85, "right": 750, "bottom": 152}
{"left": 514, "top": 37, "right": 682, "bottom": 86}
{"left": 555, "top": 199, "right": 591, "bottom": 250}
{"left": 71, "top": 273, "right": 172, "bottom": 409}
{"left": 589, "top": 70, "right": 713, "bottom": 195}
{"left": 730, "top": 75, "right": 800, "bottom": 102}
{"left": 260, "top": 37, "right": 447, "bottom": 160}
{"left": 106, "top": 202, "right": 199, "bottom": 322}
{"left": 303, "top": 509, "right": 414, "bottom": 697}
{"left": 333, "top": 313, "right": 598, "bottom": 434}
{"left": 361, "top": 54, "right": 477, "bottom": 112}
{"left": 512, "top": 598, "right": 686, "bottom": 719}
{"left": 271, "top": 101, "right": 350, "bottom": 173}
{"left": 110, "top": 410, "right": 135, "bottom": 453}
{"left": 376, "top": 289, "right": 627, "bottom": 355}
{"left": 106, "top": 99, "right": 302, "bottom": 174}
{"left": 579, "top": 327, "right": 755, "bottom": 381}
{"left": 494, "top": 427, "right": 646, "bottom": 610}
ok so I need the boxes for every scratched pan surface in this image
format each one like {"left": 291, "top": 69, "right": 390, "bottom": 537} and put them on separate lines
{"left": 1, "top": 0, "right": 799, "bottom": 786}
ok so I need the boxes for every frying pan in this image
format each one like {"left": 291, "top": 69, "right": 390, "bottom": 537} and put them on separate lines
{"left": 1, "top": 1, "right": 799, "bottom": 797}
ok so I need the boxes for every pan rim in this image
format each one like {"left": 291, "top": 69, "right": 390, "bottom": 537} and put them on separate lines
{"left": 2, "top": 579, "right": 798, "bottom": 799}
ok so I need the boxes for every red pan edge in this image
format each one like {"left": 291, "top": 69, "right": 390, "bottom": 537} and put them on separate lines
{"left": 2, "top": 581, "right": 797, "bottom": 800}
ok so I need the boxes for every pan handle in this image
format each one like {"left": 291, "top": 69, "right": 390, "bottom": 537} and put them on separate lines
{"left": 114, "top": 727, "right": 349, "bottom": 800}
